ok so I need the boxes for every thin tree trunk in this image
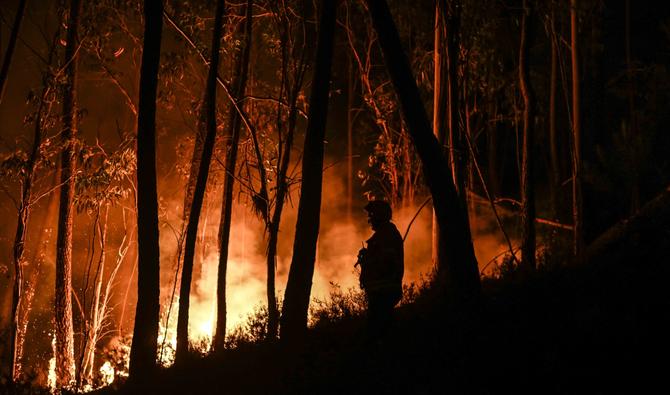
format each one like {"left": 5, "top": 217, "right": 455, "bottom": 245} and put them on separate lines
{"left": 10, "top": 146, "right": 36, "bottom": 382}
{"left": 365, "top": 0, "right": 480, "bottom": 298}
{"left": 263, "top": 6, "right": 308, "bottom": 340}
{"left": 519, "top": 0, "right": 536, "bottom": 270}
{"left": 54, "top": 0, "right": 81, "bottom": 386}
{"left": 265, "top": 104, "right": 295, "bottom": 340}
{"left": 176, "top": 0, "right": 228, "bottom": 361}
{"left": 488, "top": 97, "right": 501, "bottom": 197}
{"left": 548, "top": 7, "right": 560, "bottom": 220}
{"left": 571, "top": 0, "right": 583, "bottom": 257}
{"left": 8, "top": 30, "right": 54, "bottom": 381}
{"left": 346, "top": 51, "right": 355, "bottom": 222}
{"left": 432, "top": 0, "right": 448, "bottom": 272}
{"left": 80, "top": 207, "right": 109, "bottom": 386}
{"left": 280, "top": 0, "right": 338, "bottom": 342}
{"left": 0, "top": 0, "right": 27, "bottom": 104}
{"left": 445, "top": 1, "right": 464, "bottom": 202}
{"left": 465, "top": 98, "right": 475, "bottom": 217}
{"left": 129, "top": 0, "right": 164, "bottom": 381}
{"left": 213, "top": 0, "right": 253, "bottom": 351}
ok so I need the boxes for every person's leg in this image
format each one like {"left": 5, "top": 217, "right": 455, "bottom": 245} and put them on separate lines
{"left": 366, "top": 292, "right": 383, "bottom": 340}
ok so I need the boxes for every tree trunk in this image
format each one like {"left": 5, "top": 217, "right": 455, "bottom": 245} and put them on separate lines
{"left": 280, "top": 0, "right": 337, "bottom": 342}
{"left": 445, "top": 0, "right": 464, "bottom": 204}
{"left": 10, "top": 145, "right": 37, "bottom": 382}
{"left": 79, "top": 208, "right": 108, "bottom": 387}
{"left": 129, "top": 0, "right": 164, "bottom": 381}
{"left": 347, "top": 51, "right": 355, "bottom": 222}
{"left": 54, "top": 0, "right": 81, "bottom": 386}
{"left": 264, "top": 11, "right": 306, "bottom": 340}
{"left": 213, "top": 0, "right": 253, "bottom": 351}
{"left": 0, "top": 0, "right": 27, "bottom": 104}
{"left": 365, "top": 0, "right": 480, "bottom": 298}
{"left": 8, "top": 28, "right": 54, "bottom": 381}
{"left": 571, "top": 0, "right": 583, "bottom": 257}
{"left": 519, "top": 0, "right": 536, "bottom": 270}
{"left": 548, "top": 7, "right": 560, "bottom": 220}
{"left": 432, "top": 0, "right": 448, "bottom": 274}
{"left": 176, "top": 0, "right": 228, "bottom": 361}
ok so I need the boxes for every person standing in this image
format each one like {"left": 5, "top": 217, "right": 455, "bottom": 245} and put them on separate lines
{"left": 357, "top": 200, "right": 404, "bottom": 339}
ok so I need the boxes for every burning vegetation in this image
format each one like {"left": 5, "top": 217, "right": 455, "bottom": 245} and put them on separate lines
{"left": 1, "top": 0, "right": 670, "bottom": 393}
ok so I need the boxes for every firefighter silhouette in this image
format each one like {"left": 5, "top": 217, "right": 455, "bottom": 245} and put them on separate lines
{"left": 357, "top": 200, "right": 404, "bottom": 339}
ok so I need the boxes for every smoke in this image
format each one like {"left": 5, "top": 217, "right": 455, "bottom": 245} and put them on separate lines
{"left": 164, "top": 160, "right": 518, "bottom": 348}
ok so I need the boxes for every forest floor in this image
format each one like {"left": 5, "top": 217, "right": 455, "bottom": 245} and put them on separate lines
{"left": 91, "top": 217, "right": 670, "bottom": 395}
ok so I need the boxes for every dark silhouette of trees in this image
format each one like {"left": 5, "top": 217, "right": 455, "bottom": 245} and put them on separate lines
{"left": 0, "top": 0, "right": 27, "bottom": 104}
{"left": 129, "top": 0, "right": 164, "bottom": 380}
{"left": 547, "top": 3, "right": 561, "bottom": 220}
{"left": 519, "top": 0, "right": 536, "bottom": 270}
{"left": 364, "top": 0, "right": 480, "bottom": 298}
{"left": 8, "top": 29, "right": 56, "bottom": 383}
{"left": 213, "top": 0, "right": 253, "bottom": 350}
{"left": 261, "top": 0, "right": 311, "bottom": 341}
{"left": 432, "top": 0, "right": 448, "bottom": 270}
{"left": 571, "top": 0, "right": 583, "bottom": 257}
{"left": 176, "top": 0, "right": 228, "bottom": 362}
{"left": 280, "top": 0, "right": 338, "bottom": 342}
{"left": 54, "top": 0, "right": 81, "bottom": 387}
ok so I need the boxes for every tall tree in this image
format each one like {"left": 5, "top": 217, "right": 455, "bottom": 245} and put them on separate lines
{"left": 8, "top": 34, "right": 56, "bottom": 382}
{"left": 365, "top": 0, "right": 479, "bottom": 298}
{"left": 444, "top": 0, "right": 465, "bottom": 203}
{"left": 0, "top": 0, "right": 27, "bottom": 104}
{"left": 519, "top": 0, "right": 536, "bottom": 270}
{"left": 260, "top": 0, "right": 311, "bottom": 340}
{"left": 346, "top": 49, "right": 356, "bottom": 222}
{"left": 548, "top": 4, "right": 561, "bottom": 219}
{"left": 129, "top": 0, "right": 164, "bottom": 380}
{"left": 54, "top": 0, "right": 81, "bottom": 387}
{"left": 176, "top": 0, "right": 228, "bottom": 361}
{"left": 432, "top": 0, "right": 448, "bottom": 271}
{"left": 213, "top": 0, "right": 253, "bottom": 351}
{"left": 280, "top": 0, "right": 338, "bottom": 342}
{"left": 571, "top": 0, "right": 583, "bottom": 257}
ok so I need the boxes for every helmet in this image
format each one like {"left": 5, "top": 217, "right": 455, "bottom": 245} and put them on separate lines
{"left": 364, "top": 200, "right": 392, "bottom": 222}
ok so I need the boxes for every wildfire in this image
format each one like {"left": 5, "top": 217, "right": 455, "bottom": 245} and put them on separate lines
{"left": 47, "top": 334, "right": 56, "bottom": 391}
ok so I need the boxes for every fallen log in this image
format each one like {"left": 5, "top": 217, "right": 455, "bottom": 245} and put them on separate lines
{"left": 586, "top": 185, "right": 670, "bottom": 261}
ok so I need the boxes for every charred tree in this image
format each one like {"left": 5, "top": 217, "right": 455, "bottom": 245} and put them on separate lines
{"left": 54, "top": 0, "right": 81, "bottom": 386}
{"left": 0, "top": 0, "right": 27, "bottom": 104}
{"left": 213, "top": 0, "right": 253, "bottom": 350}
{"left": 365, "top": 0, "right": 479, "bottom": 298}
{"left": 176, "top": 0, "right": 228, "bottom": 361}
{"left": 280, "top": 0, "right": 337, "bottom": 342}
{"left": 519, "top": 0, "right": 536, "bottom": 270}
{"left": 571, "top": 0, "right": 583, "bottom": 257}
{"left": 129, "top": 0, "right": 164, "bottom": 380}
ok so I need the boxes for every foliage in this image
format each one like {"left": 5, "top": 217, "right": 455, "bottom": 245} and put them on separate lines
{"left": 224, "top": 305, "right": 270, "bottom": 349}
{"left": 74, "top": 145, "right": 136, "bottom": 214}
{"left": 308, "top": 283, "right": 367, "bottom": 327}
